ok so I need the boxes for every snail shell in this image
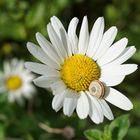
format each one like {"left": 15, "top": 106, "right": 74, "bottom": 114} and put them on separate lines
{"left": 89, "top": 80, "right": 105, "bottom": 98}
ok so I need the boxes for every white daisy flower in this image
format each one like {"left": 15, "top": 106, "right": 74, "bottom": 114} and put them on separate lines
{"left": 0, "top": 59, "right": 35, "bottom": 104}
{"left": 25, "top": 16, "right": 137, "bottom": 124}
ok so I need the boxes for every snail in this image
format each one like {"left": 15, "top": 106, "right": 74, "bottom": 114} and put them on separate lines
{"left": 89, "top": 80, "right": 105, "bottom": 98}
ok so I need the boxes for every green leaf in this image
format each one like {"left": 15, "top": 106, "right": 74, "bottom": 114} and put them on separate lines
{"left": 105, "top": 5, "right": 121, "bottom": 23}
{"left": 23, "top": 134, "right": 34, "bottom": 140}
{"left": 0, "top": 22, "right": 27, "bottom": 40}
{"left": 25, "top": 2, "right": 45, "bottom": 28}
{"left": 103, "top": 125, "right": 112, "bottom": 140}
{"left": 84, "top": 129, "right": 103, "bottom": 140}
{"left": 109, "top": 115, "right": 130, "bottom": 140}
{"left": 127, "top": 127, "right": 140, "bottom": 140}
{"left": 0, "top": 124, "right": 5, "bottom": 140}
{"left": 132, "top": 99, "right": 140, "bottom": 117}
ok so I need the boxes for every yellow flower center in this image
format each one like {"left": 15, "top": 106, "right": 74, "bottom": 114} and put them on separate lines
{"left": 61, "top": 54, "right": 100, "bottom": 92}
{"left": 5, "top": 75, "right": 22, "bottom": 91}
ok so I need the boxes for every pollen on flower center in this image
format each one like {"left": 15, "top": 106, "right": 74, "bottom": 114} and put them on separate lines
{"left": 6, "top": 75, "right": 22, "bottom": 91}
{"left": 60, "top": 54, "right": 100, "bottom": 92}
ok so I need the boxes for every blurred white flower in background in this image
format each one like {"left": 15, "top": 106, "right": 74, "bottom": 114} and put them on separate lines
{"left": 0, "top": 59, "right": 35, "bottom": 104}
{"left": 25, "top": 16, "right": 137, "bottom": 124}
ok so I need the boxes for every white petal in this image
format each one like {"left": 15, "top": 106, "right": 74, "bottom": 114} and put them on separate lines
{"left": 97, "top": 38, "right": 128, "bottom": 66}
{"left": 52, "top": 90, "right": 66, "bottom": 112}
{"left": 11, "top": 59, "right": 24, "bottom": 73}
{"left": 101, "top": 64, "right": 138, "bottom": 76}
{"left": 47, "top": 23, "right": 67, "bottom": 61}
{"left": 23, "top": 72, "right": 34, "bottom": 82}
{"left": 106, "top": 46, "right": 136, "bottom": 65}
{"left": 63, "top": 90, "right": 78, "bottom": 116}
{"left": 78, "top": 16, "right": 89, "bottom": 55}
{"left": 50, "top": 80, "right": 66, "bottom": 95}
{"left": 22, "top": 84, "right": 35, "bottom": 94}
{"left": 25, "top": 62, "right": 59, "bottom": 76}
{"left": 10, "top": 59, "right": 23, "bottom": 73}
{"left": 4, "top": 61, "right": 11, "bottom": 74}
{"left": 8, "top": 91, "right": 24, "bottom": 104}
{"left": 94, "top": 26, "right": 118, "bottom": 60}
{"left": 100, "top": 74, "right": 125, "bottom": 86}
{"left": 105, "top": 87, "right": 133, "bottom": 110}
{"left": 22, "top": 84, "right": 35, "bottom": 99}
{"left": 8, "top": 94, "right": 16, "bottom": 103}
{"left": 59, "top": 28, "right": 72, "bottom": 56}
{"left": 11, "top": 59, "right": 18, "bottom": 68}
{"left": 86, "top": 17, "right": 104, "bottom": 57}
{"left": 33, "top": 76, "right": 60, "bottom": 88}
{"left": 51, "top": 16, "right": 72, "bottom": 57}
{"left": 51, "top": 85, "right": 66, "bottom": 96}
{"left": 68, "top": 17, "right": 79, "bottom": 54}
{"left": 50, "top": 16, "right": 65, "bottom": 38}
{"left": 76, "top": 91, "right": 89, "bottom": 119}
{"left": 50, "top": 16, "right": 72, "bottom": 56}
{"left": 36, "top": 32, "right": 61, "bottom": 65}
{"left": 87, "top": 92, "right": 104, "bottom": 124}
{"left": 99, "top": 99, "right": 114, "bottom": 120}
{"left": 27, "top": 42, "right": 59, "bottom": 69}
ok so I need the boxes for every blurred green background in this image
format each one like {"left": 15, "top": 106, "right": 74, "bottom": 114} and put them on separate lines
{"left": 0, "top": 0, "right": 140, "bottom": 140}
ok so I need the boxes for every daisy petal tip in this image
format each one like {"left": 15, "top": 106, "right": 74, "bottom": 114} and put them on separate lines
{"left": 95, "top": 17, "right": 104, "bottom": 23}
{"left": 110, "top": 116, "right": 114, "bottom": 121}
{"left": 126, "top": 102, "right": 133, "bottom": 111}
{"left": 78, "top": 115, "right": 87, "bottom": 120}
{"left": 35, "top": 32, "right": 41, "bottom": 39}
{"left": 108, "top": 113, "right": 114, "bottom": 120}
{"left": 94, "top": 121, "right": 102, "bottom": 124}
{"left": 83, "top": 15, "right": 88, "bottom": 19}
{"left": 123, "top": 37, "right": 128, "bottom": 43}
{"left": 50, "top": 16, "right": 54, "bottom": 21}
{"left": 98, "top": 16, "right": 104, "bottom": 19}
{"left": 33, "top": 78, "right": 44, "bottom": 88}
{"left": 131, "top": 64, "right": 138, "bottom": 73}
{"left": 54, "top": 108, "right": 59, "bottom": 112}
{"left": 52, "top": 16, "right": 58, "bottom": 20}
{"left": 35, "top": 32, "right": 40, "bottom": 36}
{"left": 94, "top": 119, "right": 103, "bottom": 124}
{"left": 97, "top": 17, "right": 104, "bottom": 26}
{"left": 112, "top": 26, "right": 118, "bottom": 32}
{"left": 123, "top": 99, "right": 133, "bottom": 111}
{"left": 131, "top": 45, "right": 135, "bottom": 48}
{"left": 33, "top": 79, "right": 38, "bottom": 85}
{"left": 66, "top": 114, "right": 72, "bottom": 117}
{"left": 72, "top": 17, "right": 79, "bottom": 23}
{"left": 52, "top": 106, "right": 58, "bottom": 112}
{"left": 100, "top": 16, "right": 104, "bottom": 21}
{"left": 26, "top": 44, "right": 31, "bottom": 51}
{"left": 26, "top": 42, "right": 31, "bottom": 47}
{"left": 52, "top": 103, "right": 55, "bottom": 110}
{"left": 108, "top": 118, "right": 114, "bottom": 121}
{"left": 77, "top": 109, "right": 88, "bottom": 119}
{"left": 133, "top": 47, "right": 136, "bottom": 53}
{"left": 47, "top": 23, "right": 51, "bottom": 29}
